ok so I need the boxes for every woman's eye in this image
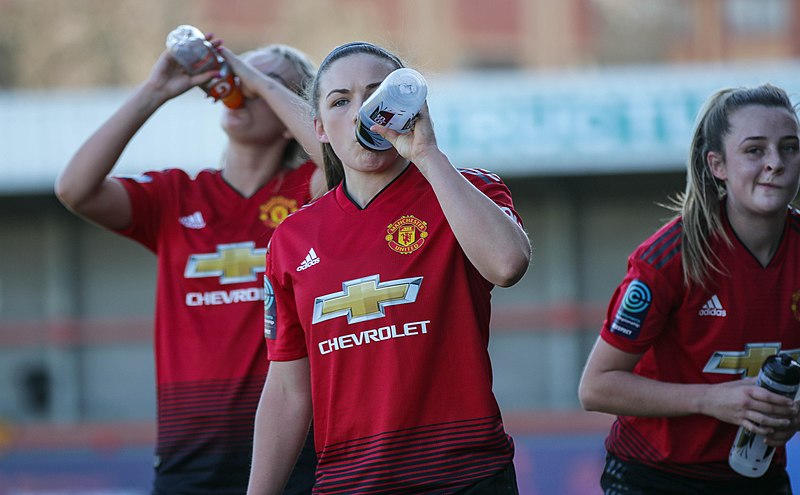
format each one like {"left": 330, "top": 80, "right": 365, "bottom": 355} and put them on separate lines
{"left": 332, "top": 98, "right": 348, "bottom": 108}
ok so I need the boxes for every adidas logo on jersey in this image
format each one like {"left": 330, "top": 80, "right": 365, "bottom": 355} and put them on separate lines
{"left": 699, "top": 295, "right": 727, "bottom": 317}
{"left": 296, "top": 248, "right": 320, "bottom": 271}
{"left": 179, "top": 211, "right": 206, "bottom": 229}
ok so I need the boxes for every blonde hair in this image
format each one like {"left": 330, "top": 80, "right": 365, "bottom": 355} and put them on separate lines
{"left": 241, "top": 44, "right": 316, "bottom": 168}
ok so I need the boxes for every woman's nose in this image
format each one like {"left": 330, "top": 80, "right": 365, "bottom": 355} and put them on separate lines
{"left": 351, "top": 94, "right": 368, "bottom": 125}
{"left": 351, "top": 105, "right": 361, "bottom": 125}
{"left": 767, "top": 148, "right": 786, "bottom": 172}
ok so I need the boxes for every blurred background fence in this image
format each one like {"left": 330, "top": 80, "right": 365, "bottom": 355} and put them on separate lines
{"left": 2, "top": 1, "right": 800, "bottom": 493}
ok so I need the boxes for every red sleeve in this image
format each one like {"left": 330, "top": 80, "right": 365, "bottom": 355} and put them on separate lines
{"left": 599, "top": 256, "right": 677, "bottom": 354}
{"left": 459, "top": 167, "right": 524, "bottom": 229}
{"left": 114, "top": 170, "right": 178, "bottom": 252}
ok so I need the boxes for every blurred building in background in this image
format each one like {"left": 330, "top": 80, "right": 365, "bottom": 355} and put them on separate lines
{"left": 1, "top": 0, "right": 800, "bottom": 493}
{"left": 1, "top": 0, "right": 799, "bottom": 87}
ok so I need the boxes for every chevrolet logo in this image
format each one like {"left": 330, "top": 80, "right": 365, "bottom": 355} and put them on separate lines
{"left": 184, "top": 242, "right": 267, "bottom": 284}
{"left": 703, "top": 343, "right": 800, "bottom": 378}
{"left": 313, "top": 275, "right": 423, "bottom": 324}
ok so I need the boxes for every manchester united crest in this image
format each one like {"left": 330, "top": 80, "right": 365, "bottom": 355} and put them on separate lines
{"left": 386, "top": 215, "right": 429, "bottom": 254}
{"left": 259, "top": 196, "right": 299, "bottom": 228}
{"left": 792, "top": 290, "right": 800, "bottom": 322}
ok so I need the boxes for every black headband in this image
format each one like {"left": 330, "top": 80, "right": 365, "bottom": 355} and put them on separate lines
{"left": 320, "top": 41, "right": 376, "bottom": 68}
{"left": 319, "top": 41, "right": 404, "bottom": 71}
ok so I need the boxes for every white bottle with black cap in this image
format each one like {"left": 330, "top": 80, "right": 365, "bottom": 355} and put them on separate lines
{"left": 728, "top": 353, "right": 800, "bottom": 477}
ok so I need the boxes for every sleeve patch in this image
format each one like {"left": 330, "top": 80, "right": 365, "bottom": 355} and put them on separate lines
{"left": 264, "top": 275, "right": 277, "bottom": 340}
{"left": 609, "top": 279, "right": 652, "bottom": 340}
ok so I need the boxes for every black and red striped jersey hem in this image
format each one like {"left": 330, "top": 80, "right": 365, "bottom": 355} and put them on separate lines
{"left": 313, "top": 415, "right": 513, "bottom": 494}
{"left": 157, "top": 375, "right": 263, "bottom": 457}
{"left": 606, "top": 418, "right": 787, "bottom": 481}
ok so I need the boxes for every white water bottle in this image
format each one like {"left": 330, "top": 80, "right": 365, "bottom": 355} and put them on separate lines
{"left": 356, "top": 68, "right": 428, "bottom": 151}
{"left": 728, "top": 353, "right": 800, "bottom": 477}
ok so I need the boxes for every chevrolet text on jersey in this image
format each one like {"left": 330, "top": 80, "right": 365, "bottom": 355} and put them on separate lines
{"left": 318, "top": 320, "right": 431, "bottom": 355}
{"left": 186, "top": 287, "right": 263, "bottom": 306}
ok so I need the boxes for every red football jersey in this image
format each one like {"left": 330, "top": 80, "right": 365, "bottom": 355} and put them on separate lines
{"left": 600, "top": 208, "right": 800, "bottom": 479}
{"left": 265, "top": 165, "right": 522, "bottom": 493}
{"left": 116, "top": 162, "right": 315, "bottom": 493}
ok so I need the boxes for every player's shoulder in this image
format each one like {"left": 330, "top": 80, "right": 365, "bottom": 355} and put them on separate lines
{"left": 788, "top": 206, "right": 800, "bottom": 230}
{"left": 274, "top": 188, "right": 333, "bottom": 230}
{"left": 161, "top": 169, "right": 221, "bottom": 198}
{"left": 282, "top": 159, "right": 317, "bottom": 182}
{"left": 786, "top": 207, "right": 800, "bottom": 252}
{"left": 294, "top": 159, "right": 317, "bottom": 173}
{"left": 120, "top": 167, "right": 215, "bottom": 184}
{"left": 457, "top": 167, "right": 505, "bottom": 185}
{"left": 185, "top": 168, "right": 221, "bottom": 183}
{"left": 631, "top": 216, "right": 684, "bottom": 271}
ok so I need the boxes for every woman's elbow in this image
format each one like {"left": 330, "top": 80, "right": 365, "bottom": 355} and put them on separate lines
{"left": 54, "top": 171, "right": 81, "bottom": 210}
{"left": 493, "top": 249, "right": 531, "bottom": 288}
{"left": 577, "top": 376, "right": 607, "bottom": 412}
{"left": 577, "top": 381, "right": 598, "bottom": 412}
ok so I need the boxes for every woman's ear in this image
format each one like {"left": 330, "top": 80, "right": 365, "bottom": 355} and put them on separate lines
{"left": 707, "top": 151, "right": 727, "bottom": 181}
{"left": 314, "top": 117, "right": 329, "bottom": 143}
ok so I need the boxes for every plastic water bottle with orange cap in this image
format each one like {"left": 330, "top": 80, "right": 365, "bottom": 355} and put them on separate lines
{"left": 166, "top": 25, "right": 244, "bottom": 109}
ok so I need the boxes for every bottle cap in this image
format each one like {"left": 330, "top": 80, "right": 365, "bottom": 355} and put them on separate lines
{"left": 764, "top": 353, "right": 800, "bottom": 386}
{"left": 385, "top": 69, "right": 427, "bottom": 104}
{"left": 221, "top": 89, "right": 244, "bottom": 109}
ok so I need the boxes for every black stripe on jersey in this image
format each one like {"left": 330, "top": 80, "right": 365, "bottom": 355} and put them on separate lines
{"left": 788, "top": 208, "right": 800, "bottom": 235}
{"left": 154, "top": 375, "right": 268, "bottom": 493}
{"left": 157, "top": 375, "right": 264, "bottom": 456}
{"left": 606, "top": 417, "right": 783, "bottom": 480}
{"left": 639, "top": 221, "right": 682, "bottom": 268}
{"left": 654, "top": 243, "right": 681, "bottom": 270}
{"left": 605, "top": 417, "right": 664, "bottom": 464}
{"left": 458, "top": 168, "right": 502, "bottom": 184}
{"left": 314, "top": 415, "right": 513, "bottom": 494}
{"left": 318, "top": 422, "right": 508, "bottom": 493}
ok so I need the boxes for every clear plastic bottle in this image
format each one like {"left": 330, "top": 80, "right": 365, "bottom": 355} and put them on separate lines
{"left": 165, "top": 25, "right": 244, "bottom": 109}
{"left": 356, "top": 68, "right": 428, "bottom": 151}
{"left": 728, "top": 353, "right": 800, "bottom": 477}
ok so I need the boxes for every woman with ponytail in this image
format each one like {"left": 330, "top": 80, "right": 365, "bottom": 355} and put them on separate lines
{"left": 247, "top": 41, "right": 530, "bottom": 494}
{"left": 579, "top": 84, "right": 800, "bottom": 494}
